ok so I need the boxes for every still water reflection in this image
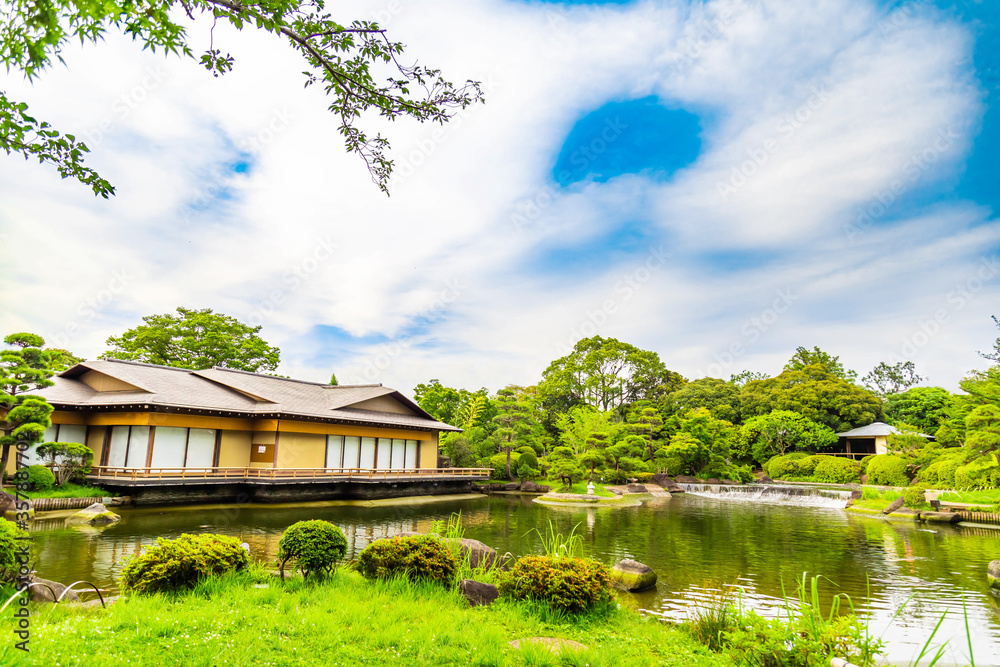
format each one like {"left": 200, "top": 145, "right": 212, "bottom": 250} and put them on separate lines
{"left": 30, "top": 493, "right": 1000, "bottom": 665}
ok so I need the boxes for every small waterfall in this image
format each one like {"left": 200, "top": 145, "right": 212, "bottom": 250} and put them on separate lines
{"left": 679, "top": 484, "right": 850, "bottom": 508}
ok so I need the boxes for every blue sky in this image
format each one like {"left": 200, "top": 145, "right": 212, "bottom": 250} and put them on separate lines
{"left": 1, "top": 0, "right": 998, "bottom": 395}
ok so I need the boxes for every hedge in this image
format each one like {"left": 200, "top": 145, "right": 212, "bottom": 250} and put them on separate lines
{"left": 356, "top": 535, "right": 457, "bottom": 585}
{"left": 812, "top": 457, "right": 861, "bottom": 484}
{"left": 498, "top": 555, "right": 613, "bottom": 612}
{"left": 865, "top": 455, "right": 909, "bottom": 487}
{"left": 120, "top": 533, "right": 249, "bottom": 595}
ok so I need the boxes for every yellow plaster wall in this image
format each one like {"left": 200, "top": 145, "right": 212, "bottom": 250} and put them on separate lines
{"left": 219, "top": 430, "right": 251, "bottom": 468}
{"left": 275, "top": 432, "right": 326, "bottom": 469}
{"left": 87, "top": 426, "right": 107, "bottom": 465}
{"left": 419, "top": 432, "right": 439, "bottom": 469}
{"left": 50, "top": 411, "right": 87, "bottom": 425}
{"left": 875, "top": 436, "right": 888, "bottom": 455}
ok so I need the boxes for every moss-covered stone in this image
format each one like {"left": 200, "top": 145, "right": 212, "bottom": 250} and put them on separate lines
{"left": 610, "top": 559, "right": 657, "bottom": 592}
{"left": 66, "top": 502, "right": 121, "bottom": 526}
{"left": 988, "top": 561, "right": 1000, "bottom": 590}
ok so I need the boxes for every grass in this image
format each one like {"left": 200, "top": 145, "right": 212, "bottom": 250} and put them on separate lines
{"left": 18, "top": 483, "right": 113, "bottom": 499}
{"left": 554, "top": 481, "right": 616, "bottom": 498}
{"left": 0, "top": 567, "right": 732, "bottom": 667}
{"left": 938, "top": 488, "right": 1000, "bottom": 505}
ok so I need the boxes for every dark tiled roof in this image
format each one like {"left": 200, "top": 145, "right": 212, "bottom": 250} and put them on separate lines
{"left": 35, "top": 359, "right": 460, "bottom": 432}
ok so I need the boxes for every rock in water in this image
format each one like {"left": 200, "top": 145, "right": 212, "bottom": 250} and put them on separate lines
{"left": 675, "top": 475, "right": 699, "bottom": 484}
{"left": 29, "top": 576, "right": 81, "bottom": 603}
{"left": 459, "top": 579, "right": 499, "bottom": 606}
{"left": 650, "top": 474, "right": 685, "bottom": 493}
{"left": 758, "top": 475, "right": 775, "bottom": 484}
{"left": 610, "top": 559, "right": 657, "bottom": 592}
{"left": 66, "top": 503, "right": 121, "bottom": 526}
{"left": 988, "top": 561, "right": 1000, "bottom": 590}
{"left": 882, "top": 497, "right": 905, "bottom": 514}
{"left": 520, "top": 481, "right": 550, "bottom": 493}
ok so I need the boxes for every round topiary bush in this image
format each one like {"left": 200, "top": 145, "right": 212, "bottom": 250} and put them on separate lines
{"left": 859, "top": 455, "right": 876, "bottom": 473}
{"left": 954, "top": 457, "right": 1000, "bottom": 489}
{"left": 515, "top": 447, "right": 538, "bottom": 471}
{"left": 277, "top": 520, "right": 348, "bottom": 579}
{"left": 866, "top": 455, "right": 910, "bottom": 487}
{"left": 498, "top": 555, "right": 613, "bottom": 612}
{"left": 356, "top": 535, "right": 457, "bottom": 585}
{"left": 0, "top": 518, "right": 25, "bottom": 582}
{"left": 120, "top": 533, "right": 249, "bottom": 595}
{"left": 904, "top": 483, "right": 929, "bottom": 509}
{"left": 23, "top": 465, "right": 55, "bottom": 491}
{"left": 763, "top": 452, "right": 810, "bottom": 479}
{"left": 489, "top": 452, "right": 520, "bottom": 480}
{"left": 812, "top": 456, "right": 861, "bottom": 484}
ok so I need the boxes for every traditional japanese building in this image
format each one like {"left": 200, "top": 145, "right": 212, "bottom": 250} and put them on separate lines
{"left": 13, "top": 359, "right": 486, "bottom": 503}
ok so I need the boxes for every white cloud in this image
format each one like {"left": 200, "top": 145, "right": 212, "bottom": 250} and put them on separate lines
{"left": 0, "top": 0, "right": 995, "bottom": 397}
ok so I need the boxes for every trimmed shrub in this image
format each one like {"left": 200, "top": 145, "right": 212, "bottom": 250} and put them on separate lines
{"left": 633, "top": 472, "right": 654, "bottom": 483}
{"left": 356, "top": 535, "right": 456, "bottom": 585}
{"left": 23, "top": 465, "right": 55, "bottom": 491}
{"left": 763, "top": 452, "right": 810, "bottom": 479}
{"left": 812, "top": 457, "right": 861, "bottom": 484}
{"left": 498, "top": 555, "right": 613, "bottom": 612}
{"left": 904, "top": 484, "right": 929, "bottom": 509}
{"left": 277, "top": 520, "right": 348, "bottom": 579}
{"left": 859, "top": 455, "right": 875, "bottom": 473}
{"left": 866, "top": 455, "right": 910, "bottom": 487}
{"left": 120, "top": 533, "right": 249, "bottom": 595}
{"left": 954, "top": 457, "right": 1000, "bottom": 489}
{"left": 489, "top": 452, "right": 520, "bottom": 480}
{"left": 515, "top": 447, "right": 538, "bottom": 471}
{"left": 0, "top": 518, "right": 25, "bottom": 582}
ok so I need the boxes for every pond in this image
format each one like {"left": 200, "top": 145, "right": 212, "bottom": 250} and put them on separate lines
{"left": 28, "top": 492, "right": 1000, "bottom": 665}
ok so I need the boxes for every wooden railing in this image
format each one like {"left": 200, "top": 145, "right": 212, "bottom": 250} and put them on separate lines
{"left": 86, "top": 466, "right": 493, "bottom": 483}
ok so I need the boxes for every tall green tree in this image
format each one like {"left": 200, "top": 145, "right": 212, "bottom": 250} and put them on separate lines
{"left": 862, "top": 361, "right": 924, "bottom": 397}
{"left": 884, "top": 387, "right": 952, "bottom": 434}
{"left": 101, "top": 307, "right": 280, "bottom": 372}
{"left": 492, "top": 387, "right": 533, "bottom": 480}
{"left": 740, "top": 364, "right": 882, "bottom": 432}
{"left": 965, "top": 405, "right": 1000, "bottom": 465}
{"left": 0, "top": 0, "right": 483, "bottom": 196}
{"left": 977, "top": 315, "right": 1000, "bottom": 364}
{"left": 784, "top": 346, "right": 858, "bottom": 382}
{"left": 0, "top": 333, "right": 58, "bottom": 474}
{"left": 734, "top": 410, "right": 837, "bottom": 464}
{"left": 662, "top": 378, "right": 741, "bottom": 424}
{"left": 539, "top": 336, "right": 684, "bottom": 412}
{"left": 554, "top": 406, "right": 621, "bottom": 455}
{"left": 329, "top": 372, "right": 338, "bottom": 386}
{"left": 626, "top": 404, "right": 663, "bottom": 461}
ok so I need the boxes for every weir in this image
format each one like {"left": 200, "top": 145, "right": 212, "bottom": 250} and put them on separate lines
{"left": 679, "top": 484, "right": 851, "bottom": 508}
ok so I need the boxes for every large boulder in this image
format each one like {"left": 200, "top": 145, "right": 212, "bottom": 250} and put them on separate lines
{"left": 29, "top": 576, "right": 80, "bottom": 603}
{"left": 66, "top": 503, "right": 121, "bottom": 526}
{"left": 459, "top": 579, "right": 499, "bottom": 606}
{"left": 758, "top": 475, "right": 775, "bottom": 484}
{"left": 675, "top": 475, "right": 700, "bottom": 484}
{"left": 0, "top": 491, "right": 33, "bottom": 520}
{"left": 988, "top": 561, "right": 1000, "bottom": 590}
{"left": 625, "top": 484, "right": 647, "bottom": 494}
{"left": 920, "top": 511, "right": 961, "bottom": 524}
{"left": 519, "top": 481, "right": 550, "bottom": 493}
{"left": 610, "top": 559, "right": 657, "bottom": 592}
{"left": 650, "top": 474, "right": 685, "bottom": 493}
{"left": 882, "top": 497, "right": 905, "bottom": 515}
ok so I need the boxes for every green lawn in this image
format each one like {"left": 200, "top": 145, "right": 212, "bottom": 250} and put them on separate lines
{"left": 9, "top": 484, "right": 113, "bottom": 499}
{"left": 0, "top": 570, "right": 731, "bottom": 667}
{"left": 938, "top": 488, "right": 1000, "bottom": 504}
{"left": 553, "top": 481, "right": 616, "bottom": 498}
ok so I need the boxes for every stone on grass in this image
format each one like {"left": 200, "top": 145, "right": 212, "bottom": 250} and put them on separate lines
{"left": 610, "top": 559, "right": 657, "bottom": 592}
{"left": 988, "top": 561, "right": 1000, "bottom": 590}
{"left": 29, "top": 576, "right": 80, "bottom": 603}
{"left": 519, "top": 480, "right": 546, "bottom": 493}
{"left": 882, "top": 497, "right": 905, "bottom": 514}
{"left": 459, "top": 579, "right": 499, "bottom": 606}
{"left": 625, "top": 484, "right": 646, "bottom": 494}
{"left": 66, "top": 503, "right": 120, "bottom": 526}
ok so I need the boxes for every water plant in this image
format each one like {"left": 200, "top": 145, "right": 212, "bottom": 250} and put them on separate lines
{"left": 532, "top": 520, "right": 584, "bottom": 559}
